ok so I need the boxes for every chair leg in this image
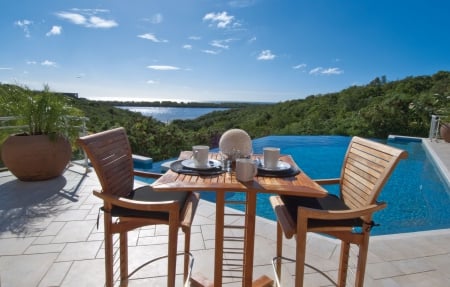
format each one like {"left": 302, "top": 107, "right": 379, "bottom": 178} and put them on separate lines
{"left": 120, "top": 231, "right": 129, "bottom": 287}
{"left": 167, "top": 222, "right": 179, "bottom": 287}
{"left": 295, "top": 217, "right": 308, "bottom": 287}
{"left": 338, "top": 241, "right": 350, "bottom": 287}
{"left": 104, "top": 215, "right": 114, "bottom": 287}
{"left": 184, "top": 228, "right": 191, "bottom": 283}
{"left": 354, "top": 235, "right": 370, "bottom": 287}
{"left": 275, "top": 221, "right": 283, "bottom": 282}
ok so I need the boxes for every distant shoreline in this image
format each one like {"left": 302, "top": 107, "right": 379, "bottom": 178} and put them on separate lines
{"left": 93, "top": 99, "right": 272, "bottom": 109}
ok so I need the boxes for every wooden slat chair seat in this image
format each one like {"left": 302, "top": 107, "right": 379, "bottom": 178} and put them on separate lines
{"left": 77, "top": 127, "right": 199, "bottom": 287}
{"left": 270, "top": 136, "right": 408, "bottom": 287}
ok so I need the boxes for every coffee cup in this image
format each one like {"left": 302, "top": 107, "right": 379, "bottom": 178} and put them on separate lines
{"left": 263, "top": 147, "right": 280, "bottom": 169}
{"left": 236, "top": 158, "right": 257, "bottom": 182}
{"left": 192, "top": 145, "right": 209, "bottom": 167}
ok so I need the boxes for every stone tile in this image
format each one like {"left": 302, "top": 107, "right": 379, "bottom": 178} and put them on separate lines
{"left": 39, "top": 221, "right": 65, "bottom": 237}
{"left": 0, "top": 237, "right": 35, "bottom": 255}
{"left": 32, "top": 235, "right": 55, "bottom": 245}
{"left": 60, "top": 259, "right": 105, "bottom": 287}
{"left": 367, "top": 261, "right": 404, "bottom": 279}
{"left": 390, "top": 270, "right": 448, "bottom": 286}
{"left": 26, "top": 242, "right": 66, "bottom": 254}
{"left": 38, "top": 261, "right": 72, "bottom": 287}
{"left": 52, "top": 220, "right": 96, "bottom": 243}
{"left": 56, "top": 241, "right": 102, "bottom": 261}
{"left": 53, "top": 209, "right": 90, "bottom": 222}
{"left": 0, "top": 253, "right": 58, "bottom": 287}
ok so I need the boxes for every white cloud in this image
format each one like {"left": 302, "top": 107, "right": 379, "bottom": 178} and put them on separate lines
{"left": 137, "top": 33, "right": 167, "bottom": 43}
{"left": 89, "top": 16, "right": 118, "bottom": 28}
{"left": 147, "top": 65, "right": 180, "bottom": 71}
{"left": 189, "top": 36, "right": 201, "bottom": 40}
{"left": 41, "top": 60, "right": 58, "bottom": 67}
{"left": 210, "top": 40, "right": 230, "bottom": 49}
{"left": 183, "top": 44, "right": 193, "bottom": 49}
{"left": 203, "top": 11, "right": 234, "bottom": 28}
{"left": 147, "top": 80, "right": 159, "bottom": 84}
{"left": 293, "top": 64, "right": 307, "bottom": 70}
{"left": 46, "top": 25, "right": 62, "bottom": 36}
{"left": 322, "top": 67, "right": 343, "bottom": 75}
{"left": 56, "top": 12, "right": 86, "bottom": 25}
{"left": 202, "top": 49, "right": 220, "bottom": 55}
{"left": 26, "top": 61, "right": 37, "bottom": 65}
{"left": 309, "top": 67, "right": 343, "bottom": 75}
{"left": 257, "top": 50, "right": 276, "bottom": 60}
{"left": 0, "top": 67, "right": 12, "bottom": 70}
{"left": 152, "top": 13, "right": 163, "bottom": 24}
{"left": 15, "top": 19, "right": 32, "bottom": 37}
{"left": 56, "top": 10, "right": 118, "bottom": 29}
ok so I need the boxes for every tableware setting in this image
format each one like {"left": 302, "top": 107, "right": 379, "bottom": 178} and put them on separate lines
{"left": 263, "top": 147, "right": 280, "bottom": 169}
{"left": 170, "top": 159, "right": 225, "bottom": 175}
{"left": 192, "top": 145, "right": 210, "bottom": 168}
{"left": 236, "top": 158, "right": 257, "bottom": 182}
{"left": 257, "top": 147, "right": 301, "bottom": 177}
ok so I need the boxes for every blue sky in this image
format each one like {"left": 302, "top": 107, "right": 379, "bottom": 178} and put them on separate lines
{"left": 1, "top": 0, "right": 449, "bottom": 103}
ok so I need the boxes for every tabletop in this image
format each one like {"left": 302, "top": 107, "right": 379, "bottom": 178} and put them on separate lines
{"left": 152, "top": 151, "right": 327, "bottom": 198}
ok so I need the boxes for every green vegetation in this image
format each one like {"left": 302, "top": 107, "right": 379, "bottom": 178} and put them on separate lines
{"left": 1, "top": 71, "right": 449, "bottom": 162}
{"left": 0, "top": 84, "right": 84, "bottom": 143}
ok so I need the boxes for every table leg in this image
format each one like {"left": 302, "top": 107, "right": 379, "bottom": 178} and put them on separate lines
{"left": 244, "top": 191, "right": 257, "bottom": 286}
{"left": 191, "top": 190, "right": 274, "bottom": 287}
{"left": 215, "top": 191, "right": 225, "bottom": 286}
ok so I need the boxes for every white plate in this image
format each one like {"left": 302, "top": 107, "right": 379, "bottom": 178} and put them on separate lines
{"left": 181, "top": 159, "right": 222, "bottom": 170}
{"left": 258, "top": 161, "right": 291, "bottom": 171}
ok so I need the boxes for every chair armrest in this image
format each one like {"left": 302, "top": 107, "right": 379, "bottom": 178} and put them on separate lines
{"left": 314, "top": 178, "right": 340, "bottom": 185}
{"left": 180, "top": 192, "right": 200, "bottom": 231}
{"left": 298, "top": 202, "right": 387, "bottom": 220}
{"left": 93, "top": 190, "right": 180, "bottom": 212}
{"left": 270, "top": 196, "right": 297, "bottom": 239}
{"left": 133, "top": 170, "right": 163, "bottom": 178}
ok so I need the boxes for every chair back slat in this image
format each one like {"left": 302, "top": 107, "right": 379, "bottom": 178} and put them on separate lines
{"left": 340, "top": 137, "right": 408, "bottom": 209}
{"left": 77, "top": 127, "right": 134, "bottom": 197}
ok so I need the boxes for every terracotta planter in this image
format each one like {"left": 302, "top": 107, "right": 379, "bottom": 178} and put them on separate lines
{"left": 440, "top": 122, "right": 450, "bottom": 143}
{"left": 1, "top": 134, "right": 72, "bottom": 181}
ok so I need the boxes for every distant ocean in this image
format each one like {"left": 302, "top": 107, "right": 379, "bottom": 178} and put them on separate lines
{"left": 119, "top": 106, "right": 228, "bottom": 123}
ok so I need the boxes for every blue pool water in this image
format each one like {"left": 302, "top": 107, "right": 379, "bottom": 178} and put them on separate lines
{"left": 145, "top": 136, "right": 450, "bottom": 235}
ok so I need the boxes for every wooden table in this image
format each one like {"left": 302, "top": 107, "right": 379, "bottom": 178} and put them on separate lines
{"left": 151, "top": 152, "right": 327, "bottom": 287}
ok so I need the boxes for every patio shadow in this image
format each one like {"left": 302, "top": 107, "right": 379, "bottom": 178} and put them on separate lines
{"left": 0, "top": 169, "right": 86, "bottom": 235}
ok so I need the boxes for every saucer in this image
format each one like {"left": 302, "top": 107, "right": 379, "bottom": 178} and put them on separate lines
{"left": 181, "top": 159, "right": 221, "bottom": 170}
{"left": 258, "top": 161, "right": 291, "bottom": 171}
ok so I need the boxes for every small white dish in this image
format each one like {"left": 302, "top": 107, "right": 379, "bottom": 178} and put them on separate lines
{"left": 181, "top": 159, "right": 221, "bottom": 170}
{"left": 258, "top": 161, "right": 291, "bottom": 171}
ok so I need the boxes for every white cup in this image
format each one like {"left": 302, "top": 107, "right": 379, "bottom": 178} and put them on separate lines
{"left": 236, "top": 158, "right": 257, "bottom": 182}
{"left": 192, "top": 145, "right": 209, "bottom": 167}
{"left": 263, "top": 147, "right": 280, "bottom": 169}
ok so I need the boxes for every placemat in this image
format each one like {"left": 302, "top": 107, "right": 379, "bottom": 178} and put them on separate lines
{"left": 170, "top": 160, "right": 225, "bottom": 176}
{"left": 257, "top": 167, "right": 301, "bottom": 177}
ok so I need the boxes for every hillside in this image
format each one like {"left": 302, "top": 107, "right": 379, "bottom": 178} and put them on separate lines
{"left": 173, "top": 71, "right": 450, "bottom": 140}
{"left": 2, "top": 71, "right": 449, "bottom": 161}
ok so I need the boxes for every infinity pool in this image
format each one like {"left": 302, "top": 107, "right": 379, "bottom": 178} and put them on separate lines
{"left": 147, "top": 136, "right": 450, "bottom": 235}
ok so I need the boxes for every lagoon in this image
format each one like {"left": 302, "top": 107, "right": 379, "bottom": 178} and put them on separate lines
{"left": 118, "top": 106, "right": 228, "bottom": 122}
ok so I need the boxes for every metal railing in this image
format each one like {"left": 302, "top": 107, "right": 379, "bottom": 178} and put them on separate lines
{"left": 429, "top": 114, "right": 442, "bottom": 141}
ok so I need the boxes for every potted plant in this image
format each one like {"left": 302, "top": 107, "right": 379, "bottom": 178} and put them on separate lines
{"left": 0, "top": 84, "right": 83, "bottom": 181}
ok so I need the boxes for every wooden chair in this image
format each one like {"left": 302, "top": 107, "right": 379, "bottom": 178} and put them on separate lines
{"left": 270, "top": 136, "right": 408, "bottom": 287}
{"left": 77, "top": 127, "right": 199, "bottom": 287}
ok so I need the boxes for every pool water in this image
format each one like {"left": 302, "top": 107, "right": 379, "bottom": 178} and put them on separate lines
{"left": 146, "top": 136, "right": 450, "bottom": 235}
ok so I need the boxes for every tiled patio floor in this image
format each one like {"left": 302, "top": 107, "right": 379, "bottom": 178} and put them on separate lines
{"left": 0, "top": 138, "right": 449, "bottom": 287}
